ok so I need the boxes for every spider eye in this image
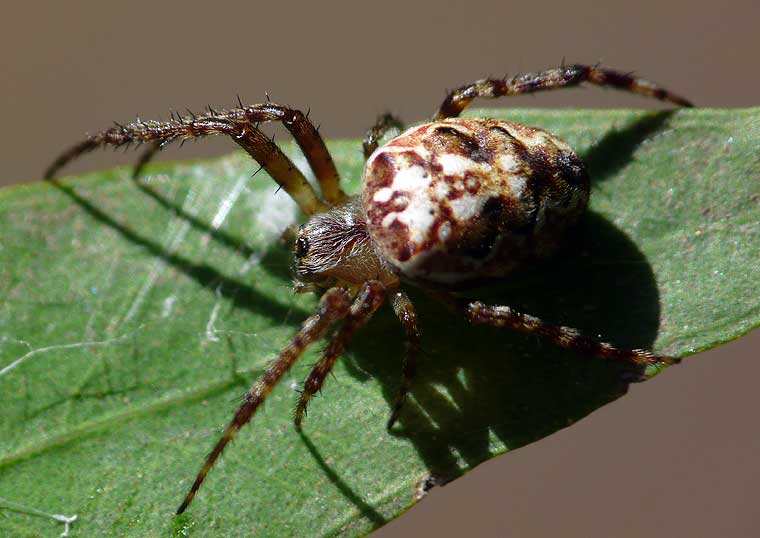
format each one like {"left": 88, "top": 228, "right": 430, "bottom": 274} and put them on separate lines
{"left": 295, "top": 236, "right": 309, "bottom": 257}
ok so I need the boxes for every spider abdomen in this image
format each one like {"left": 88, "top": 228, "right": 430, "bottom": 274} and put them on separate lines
{"left": 362, "top": 118, "right": 590, "bottom": 285}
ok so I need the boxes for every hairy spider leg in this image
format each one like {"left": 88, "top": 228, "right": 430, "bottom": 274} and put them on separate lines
{"left": 132, "top": 141, "right": 162, "bottom": 179}
{"left": 176, "top": 287, "right": 353, "bottom": 515}
{"left": 140, "top": 104, "right": 346, "bottom": 204}
{"left": 387, "top": 290, "right": 421, "bottom": 429}
{"left": 229, "top": 103, "right": 344, "bottom": 204}
{"left": 294, "top": 280, "right": 386, "bottom": 428}
{"left": 362, "top": 113, "right": 405, "bottom": 159}
{"left": 233, "top": 126, "right": 327, "bottom": 214}
{"left": 464, "top": 301, "right": 679, "bottom": 366}
{"left": 45, "top": 103, "right": 344, "bottom": 214}
{"left": 434, "top": 64, "right": 693, "bottom": 120}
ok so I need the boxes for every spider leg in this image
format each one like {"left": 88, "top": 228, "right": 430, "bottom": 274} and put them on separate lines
{"left": 363, "top": 113, "right": 405, "bottom": 159}
{"left": 46, "top": 102, "right": 344, "bottom": 214}
{"left": 131, "top": 141, "right": 162, "bottom": 179}
{"left": 294, "top": 280, "right": 386, "bottom": 429}
{"left": 237, "top": 103, "right": 345, "bottom": 204}
{"left": 461, "top": 300, "right": 679, "bottom": 366}
{"left": 387, "top": 290, "right": 420, "bottom": 429}
{"left": 434, "top": 64, "right": 693, "bottom": 120}
{"left": 176, "top": 287, "right": 352, "bottom": 514}
{"left": 134, "top": 103, "right": 346, "bottom": 199}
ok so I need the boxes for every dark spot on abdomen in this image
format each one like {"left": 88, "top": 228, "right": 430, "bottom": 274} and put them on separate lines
{"left": 458, "top": 196, "right": 507, "bottom": 260}
{"left": 425, "top": 125, "right": 493, "bottom": 163}
{"left": 556, "top": 150, "right": 589, "bottom": 190}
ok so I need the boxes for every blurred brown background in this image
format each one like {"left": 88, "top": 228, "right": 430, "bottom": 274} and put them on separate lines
{"left": 2, "top": 1, "right": 759, "bottom": 536}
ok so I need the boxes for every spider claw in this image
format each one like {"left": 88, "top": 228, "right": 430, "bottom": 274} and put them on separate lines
{"left": 236, "top": 94, "right": 244, "bottom": 108}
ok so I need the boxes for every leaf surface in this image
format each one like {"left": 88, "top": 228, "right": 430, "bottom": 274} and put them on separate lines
{"left": 1, "top": 108, "right": 758, "bottom": 537}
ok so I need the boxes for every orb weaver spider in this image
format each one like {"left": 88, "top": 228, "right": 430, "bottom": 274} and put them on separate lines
{"left": 45, "top": 63, "right": 691, "bottom": 513}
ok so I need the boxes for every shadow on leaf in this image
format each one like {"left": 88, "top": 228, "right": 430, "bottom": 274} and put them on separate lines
{"left": 45, "top": 177, "right": 308, "bottom": 324}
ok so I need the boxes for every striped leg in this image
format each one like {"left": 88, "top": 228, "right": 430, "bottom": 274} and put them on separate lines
{"left": 176, "top": 287, "right": 352, "bottom": 514}
{"left": 45, "top": 102, "right": 345, "bottom": 214}
{"left": 387, "top": 290, "right": 421, "bottom": 429}
{"left": 465, "top": 301, "right": 678, "bottom": 366}
{"left": 363, "top": 113, "right": 405, "bottom": 159}
{"left": 434, "top": 64, "right": 693, "bottom": 120}
{"left": 294, "top": 280, "right": 386, "bottom": 429}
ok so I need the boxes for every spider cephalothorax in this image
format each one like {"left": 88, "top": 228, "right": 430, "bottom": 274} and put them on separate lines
{"left": 293, "top": 196, "right": 398, "bottom": 288}
{"left": 46, "top": 63, "right": 692, "bottom": 514}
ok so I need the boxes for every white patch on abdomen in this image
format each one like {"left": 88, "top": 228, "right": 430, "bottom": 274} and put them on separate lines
{"left": 373, "top": 187, "right": 394, "bottom": 203}
{"left": 378, "top": 162, "right": 437, "bottom": 245}
{"left": 437, "top": 153, "right": 475, "bottom": 176}
{"left": 384, "top": 190, "right": 436, "bottom": 245}
{"left": 448, "top": 194, "right": 481, "bottom": 221}
{"left": 508, "top": 175, "right": 528, "bottom": 201}
{"left": 392, "top": 165, "right": 430, "bottom": 191}
{"left": 498, "top": 154, "right": 519, "bottom": 172}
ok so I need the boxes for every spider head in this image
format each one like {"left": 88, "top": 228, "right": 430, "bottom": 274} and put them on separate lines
{"left": 293, "top": 196, "right": 398, "bottom": 289}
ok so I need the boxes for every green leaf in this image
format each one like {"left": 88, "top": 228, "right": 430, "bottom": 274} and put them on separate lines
{"left": 1, "top": 108, "right": 758, "bottom": 538}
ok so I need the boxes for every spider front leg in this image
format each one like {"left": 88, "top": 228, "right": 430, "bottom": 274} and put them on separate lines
{"left": 46, "top": 102, "right": 345, "bottom": 214}
{"left": 387, "top": 290, "right": 421, "bottom": 429}
{"left": 129, "top": 105, "right": 344, "bottom": 201}
{"left": 434, "top": 63, "right": 693, "bottom": 120}
{"left": 294, "top": 280, "right": 386, "bottom": 429}
{"left": 176, "top": 287, "right": 352, "bottom": 514}
{"left": 463, "top": 300, "right": 678, "bottom": 366}
{"left": 363, "top": 113, "right": 405, "bottom": 159}
{"left": 238, "top": 103, "right": 346, "bottom": 204}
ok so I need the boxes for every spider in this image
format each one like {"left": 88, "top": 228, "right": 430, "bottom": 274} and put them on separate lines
{"left": 45, "top": 63, "right": 692, "bottom": 514}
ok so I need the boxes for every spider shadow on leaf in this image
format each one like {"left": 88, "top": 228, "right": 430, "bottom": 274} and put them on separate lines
{"left": 336, "top": 110, "right": 675, "bottom": 493}
{"left": 343, "top": 211, "right": 661, "bottom": 484}
{"left": 46, "top": 177, "right": 308, "bottom": 324}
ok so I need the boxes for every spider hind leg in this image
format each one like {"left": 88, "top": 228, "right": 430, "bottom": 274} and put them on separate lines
{"left": 434, "top": 63, "right": 693, "bottom": 120}
{"left": 464, "top": 300, "right": 678, "bottom": 366}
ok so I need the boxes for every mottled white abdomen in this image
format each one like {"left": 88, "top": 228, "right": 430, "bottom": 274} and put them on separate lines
{"left": 362, "top": 118, "right": 589, "bottom": 285}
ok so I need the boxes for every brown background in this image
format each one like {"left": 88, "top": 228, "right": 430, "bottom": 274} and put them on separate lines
{"left": 2, "top": 1, "right": 759, "bottom": 536}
